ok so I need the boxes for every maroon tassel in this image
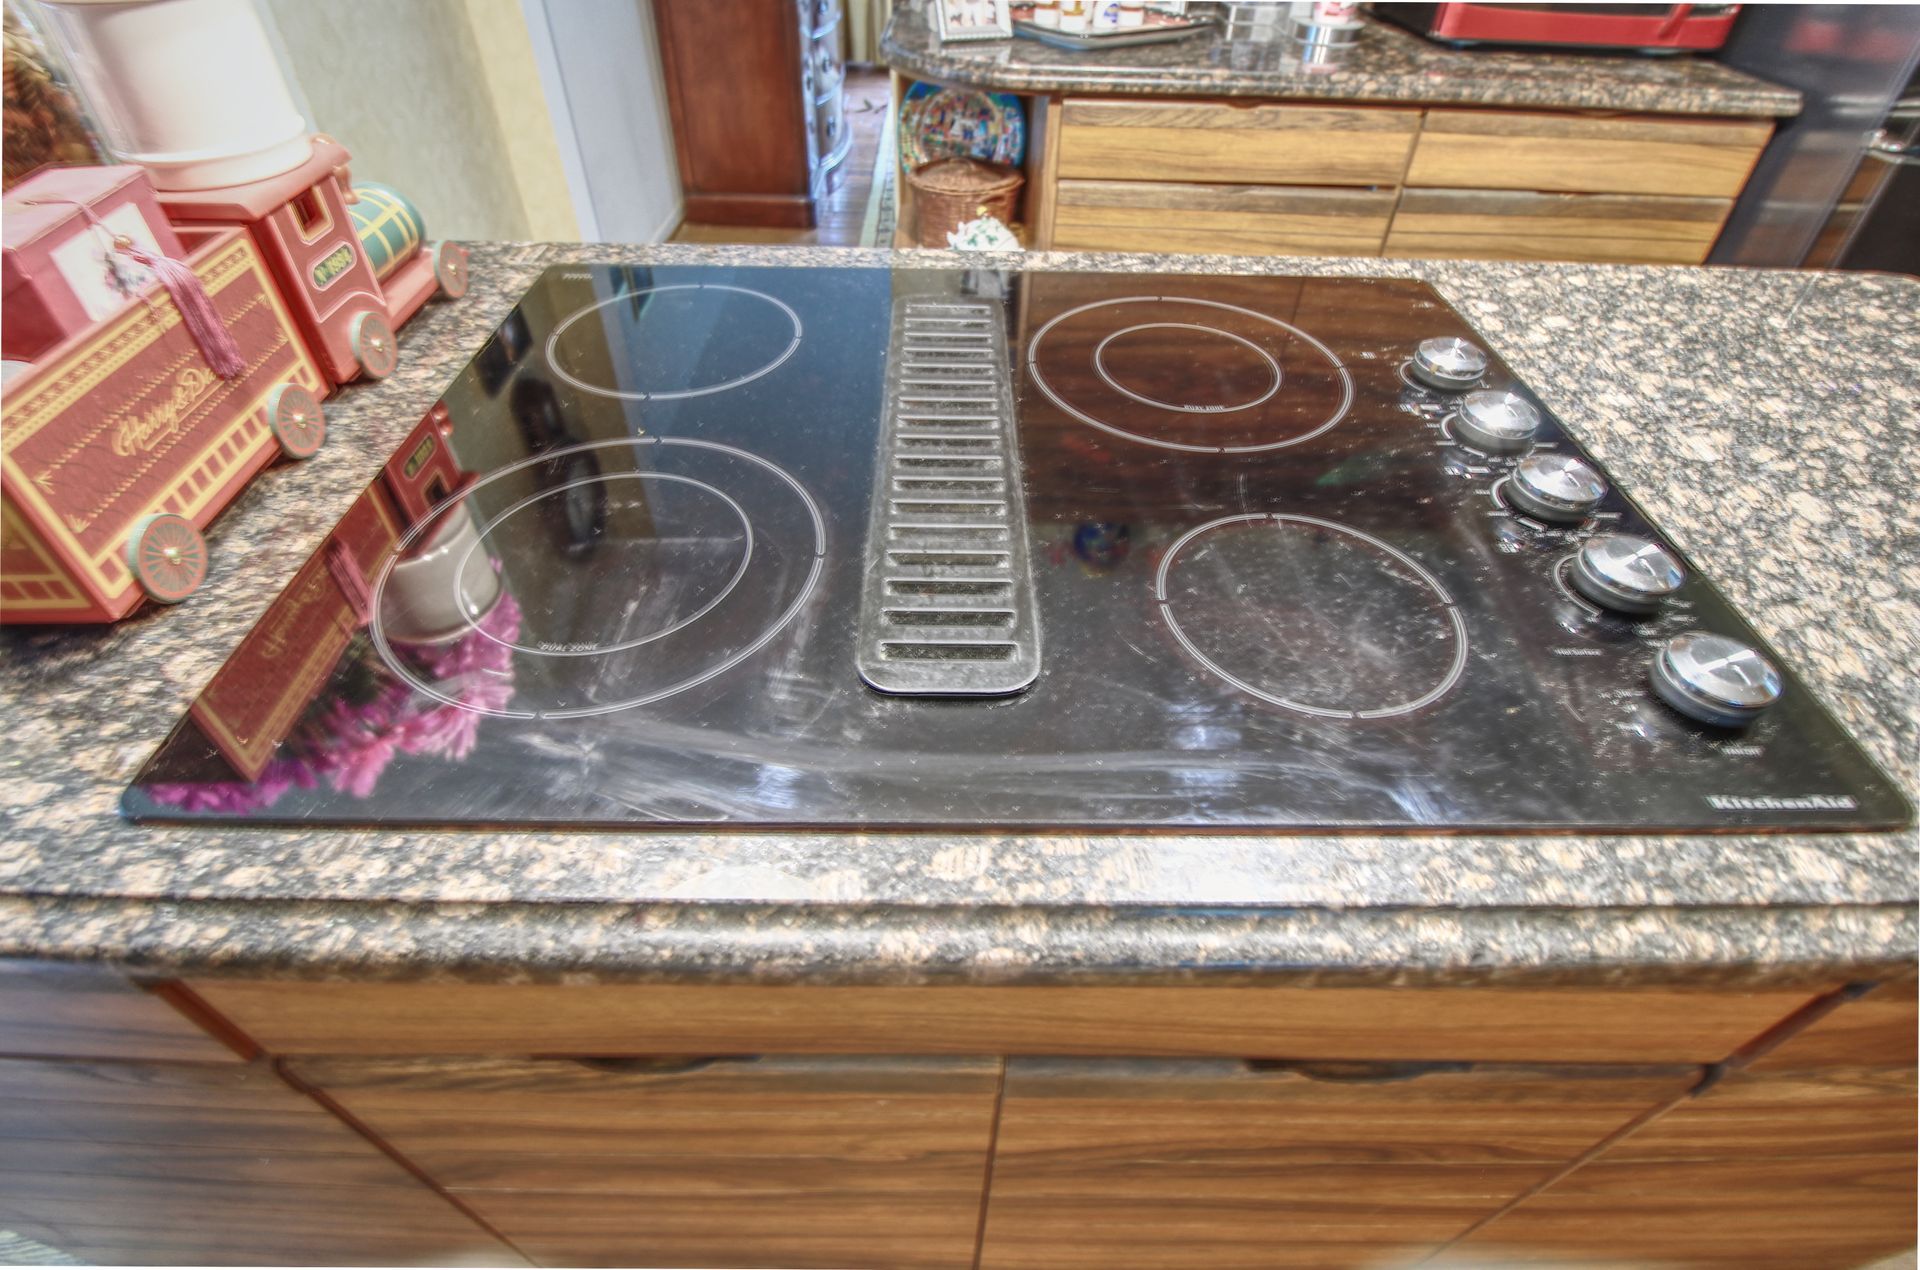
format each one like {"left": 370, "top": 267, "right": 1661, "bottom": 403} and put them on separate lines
{"left": 22, "top": 196, "right": 246, "bottom": 379}
{"left": 114, "top": 237, "right": 245, "bottom": 378}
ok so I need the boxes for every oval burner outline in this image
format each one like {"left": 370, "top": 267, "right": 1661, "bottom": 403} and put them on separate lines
{"left": 1154, "top": 513, "right": 1469, "bottom": 720}
{"left": 369, "top": 436, "right": 825, "bottom": 721}
{"left": 1092, "top": 322, "right": 1282, "bottom": 415}
{"left": 454, "top": 471, "right": 754, "bottom": 658}
{"left": 544, "top": 284, "right": 803, "bottom": 402}
{"left": 1028, "top": 295, "right": 1354, "bottom": 454}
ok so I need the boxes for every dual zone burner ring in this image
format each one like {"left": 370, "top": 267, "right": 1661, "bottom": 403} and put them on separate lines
{"left": 1028, "top": 295, "right": 1354, "bottom": 453}
{"left": 370, "top": 437, "right": 824, "bottom": 720}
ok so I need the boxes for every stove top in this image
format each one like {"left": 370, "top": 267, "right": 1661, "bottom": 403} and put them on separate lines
{"left": 125, "top": 264, "right": 1912, "bottom": 833}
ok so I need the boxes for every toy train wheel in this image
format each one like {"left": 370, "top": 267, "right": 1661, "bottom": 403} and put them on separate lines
{"left": 349, "top": 310, "right": 398, "bottom": 380}
{"left": 266, "top": 383, "right": 326, "bottom": 459}
{"left": 125, "top": 513, "right": 208, "bottom": 605}
{"left": 433, "top": 241, "right": 470, "bottom": 299}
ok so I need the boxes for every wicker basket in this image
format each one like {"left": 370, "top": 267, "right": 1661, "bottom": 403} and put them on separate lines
{"left": 906, "top": 158, "right": 1023, "bottom": 247}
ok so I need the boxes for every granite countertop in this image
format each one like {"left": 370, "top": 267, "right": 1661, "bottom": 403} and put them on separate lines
{"left": 2, "top": 242, "right": 1914, "bottom": 987}
{"left": 881, "top": 7, "right": 1800, "bottom": 117}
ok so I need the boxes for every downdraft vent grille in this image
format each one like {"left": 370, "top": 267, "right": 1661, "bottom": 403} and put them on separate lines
{"left": 856, "top": 297, "right": 1041, "bottom": 696}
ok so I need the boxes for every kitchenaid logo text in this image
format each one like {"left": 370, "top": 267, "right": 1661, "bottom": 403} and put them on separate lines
{"left": 114, "top": 367, "right": 218, "bottom": 455}
{"left": 1705, "top": 794, "right": 1858, "bottom": 811}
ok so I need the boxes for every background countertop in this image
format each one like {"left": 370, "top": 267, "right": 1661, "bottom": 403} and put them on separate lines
{"left": 880, "top": 9, "right": 1801, "bottom": 117}
{"left": 1, "top": 243, "right": 1912, "bottom": 984}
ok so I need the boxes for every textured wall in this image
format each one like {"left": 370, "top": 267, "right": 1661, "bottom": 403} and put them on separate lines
{"left": 261, "top": 0, "right": 534, "bottom": 242}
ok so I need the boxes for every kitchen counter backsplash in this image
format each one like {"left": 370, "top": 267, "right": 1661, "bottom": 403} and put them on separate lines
{"left": 1, "top": 243, "right": 1914, "bottom": 981}
{"left": 879, "top": 8, "right": 1801, "bottom": 116}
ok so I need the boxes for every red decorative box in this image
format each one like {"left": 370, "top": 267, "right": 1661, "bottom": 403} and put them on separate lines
{"left": 1, "top": 164, "right": 183, "bottom": 362}
{"left": 1, "top": 227, "right": 327, "bottom": 624}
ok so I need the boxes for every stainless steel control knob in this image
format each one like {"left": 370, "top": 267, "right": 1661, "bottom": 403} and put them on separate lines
{"left": 1455, "top": 390, "right": 1540, "bottom": 454}
{"left": 1507, "top": 453, "right": 1607, "bottom": 523}
{"left": 1571, "top": 534, "right": 1684, "bottom": 614}
{"left": 1410, "top": 337, "right": 1489, "bottom": 390}
{"left": 1651, "top": 632, "right": 1783, "bottom": 727}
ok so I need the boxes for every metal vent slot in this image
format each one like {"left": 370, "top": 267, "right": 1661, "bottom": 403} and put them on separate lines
{"left": 860, "top": 295, "right": 1041, "bottom": 696}
{"left": 886, "top": 578, "right": 1013, "bottom": 598}
{"left": 879, "top": 603, "right": 1013, "bottom": 622}
{"left": 881, "top": 640, "right": 1017, "bottom": 661}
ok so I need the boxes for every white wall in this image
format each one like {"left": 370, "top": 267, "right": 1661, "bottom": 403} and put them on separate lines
{"left": 260, "top": 0, "right": 539, "bottom": 242}
{"left": 521, "top": 0, "right": 683, "bottom": 244}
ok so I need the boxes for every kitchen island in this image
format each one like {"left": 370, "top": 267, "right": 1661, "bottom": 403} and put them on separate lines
{"left": 882, "top": 9, "right": 1799, "bottom": 262}
{"left": 1, "top": 244, "right": 1914, "bottom": 1268}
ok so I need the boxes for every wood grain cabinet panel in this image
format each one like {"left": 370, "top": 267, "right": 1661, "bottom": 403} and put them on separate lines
{"left": 186, "top": 982, "right": 1821, "bottom": 1064}
{"left": 1406, "top": 110, "right": 1772, "bottom": 198}
{"left": 1385, "top": 188, "right": 1732, "bottom": 265}
{"left": 0, "top": 1056, "right": 522, "bottom": 1266}
{"left": 290, "top": 1054, "right": 1002, "bottom": 1270}
{"left": 1054, "top": 179, "right": 1396, "bottom": 255}
{"left": 1745, "top": 982, "right": 1918, "bottom": 1071}
{"left": 0, "top": 959, "right": 240, "bottom": 1063}
{"left": 1057, "top": 99, "right": 1421, "bottom": 187}
{"left": 1443, "top": 1065, "right": 1919, "bottom": 1268}
{"left": 976, "top": 1059, "right": 1696, "bottom": 1270}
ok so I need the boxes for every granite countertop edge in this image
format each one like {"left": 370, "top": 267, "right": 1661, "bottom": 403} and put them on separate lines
{"left": 1, "top": 895, "right": 1912, "bottom": 988}
{"left": 879, "top": 13, "right": 1802, "bottom": 117}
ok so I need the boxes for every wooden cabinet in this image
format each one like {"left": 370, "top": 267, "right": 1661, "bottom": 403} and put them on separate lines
{"left": 652, "top": 0, "right": 847, "bottom": 228}
{"left": 977, "top": 1058, "right": 1696, "bottom": 1270}
{"left": 1406, "top": 110, "right": 1772, "bottom": 199}
{"left": 1447, "top": 1067, "right": 1919, "bottom": 1268}
{"left": 1383, "top": 188, "right": 1733, "bottom": 264}
{"left": 290, "top": 1055, "right": 1001, "bottom": 1270}
{"left": 8, "top": 966, "right": 1911, "bottom": 1269}
{"left": 1057, "top": 100, "right": 1421, "bottom": 187}
{"left": 996, "top": 93, "right": 1775, "bottom": 262}
{"left": 1054, "top": 180, "right": 1396, "bottom": 256}
{"left": 183, "top": 980, "right": 1822, "bottom": 1063}
{"left": 0, "top": 960, "right": 242, "bottom": 1063}
{"left": 0, "top": 963, "right": 519, "bottom": 1266}
{"left": 1447, "top": 984, "right": 1920, "bottom": 1269}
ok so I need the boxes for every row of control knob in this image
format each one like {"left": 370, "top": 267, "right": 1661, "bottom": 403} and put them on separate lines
{"left": 1414, "top": 336, "right": 1784, "bottom": 728}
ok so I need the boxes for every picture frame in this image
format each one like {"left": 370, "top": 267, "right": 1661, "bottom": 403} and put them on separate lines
{"left": 935, "top": 0, "right": 1013, "bottom": 41}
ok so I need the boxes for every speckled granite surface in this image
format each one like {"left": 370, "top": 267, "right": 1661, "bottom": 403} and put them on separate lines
{"left": 2, "top": 242, "right": 1914, "bottom": 983}
{"left": 881, "top": 8, "right": 1800, "bottom": 116}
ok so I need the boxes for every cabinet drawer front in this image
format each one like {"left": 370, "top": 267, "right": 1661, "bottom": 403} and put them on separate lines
{"left": 1054, "top": 179, "right": 1395, "bottom": 255}
{"left": 989, "top": 1058, "right": 1694, "bottom": 1165}
{"left": 0, "top": 960, "right": 239, "bottom": 1063}
{"left": 1059, "top": 98, "right": 1420, "bottom": 186}
{"left": 1385, "top": 188, "right": 1731, "bottom": 264}
{"left": 0, "top": 1056, "right": 519, "bottom": 1266}
{"left": 978, "top": 1059, "right": 1690, "bottom": 1270}
{"left": 294, "top": 1055, "right": 1000, "bottom": 1270}
{"left": 1407, "top": 109, "right": 1771, "bottom": 198}
{"left": 1604, "top": 1066, "right": 1918, "bottom": 1162}
{"left": 1446, "top": 1153, "right": 1918, "bottom": 1269}
{"left": 188, "top": 981, "right": 1821, "bottom": 1064}
{"left": 1746, "top": 982, "right": 1918, "bottom": 1071}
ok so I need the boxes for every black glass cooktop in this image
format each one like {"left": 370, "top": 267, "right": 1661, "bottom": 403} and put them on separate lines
{"left": 125, "top": 264, "right": 1911, "bottom": 833}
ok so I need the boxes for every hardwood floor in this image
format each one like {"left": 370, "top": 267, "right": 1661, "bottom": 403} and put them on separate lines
{"left": 670, "top": 67, "right": 891, "bottom": 247}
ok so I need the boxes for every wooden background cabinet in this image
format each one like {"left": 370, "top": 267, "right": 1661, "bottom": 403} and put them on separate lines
{"left": 653, "top": 0, "right": 849, "bottom": 228}
{"left": 2, "top": 964, "right": 1912, "bottom": 1268}
{"left": 924, "top": 90, "right": 1773, "bottom": 264}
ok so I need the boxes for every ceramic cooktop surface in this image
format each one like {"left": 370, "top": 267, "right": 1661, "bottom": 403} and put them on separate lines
{"left": 125, "top": 264, "right": 1911, "bottom": 832}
